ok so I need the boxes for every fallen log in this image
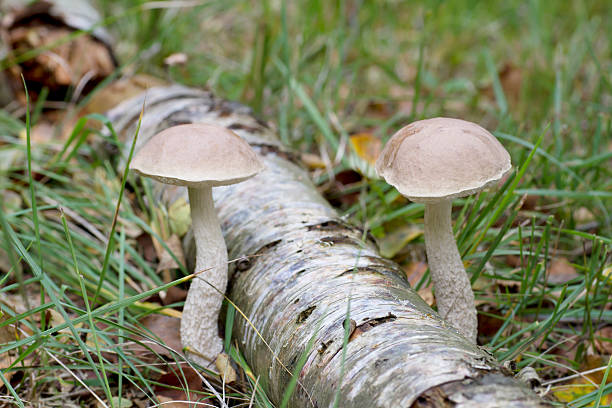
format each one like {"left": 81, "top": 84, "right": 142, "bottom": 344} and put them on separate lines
{"left": 106, "top": 85, "right": 553, "bottom": 407}
{"left": 0, "top": 0, "right": 552, "bottom": 406}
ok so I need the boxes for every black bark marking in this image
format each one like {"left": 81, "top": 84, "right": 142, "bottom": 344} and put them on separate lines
{"left": 228, "top": 122, "right": 262, "bottom": 133}
{"left": 307, "top": 220, "right": 346, "bottom": 231}
{"left": 318, "top": 339, "right": 334, "bottom": 354}
{"left": 319, "top": 235, "right": 354, "bottom": 246}
{"left": 374, "top": 358, "right": 389, "bottom": 369}
{"left": 255, "top": 117, "right": 270, "bottom": 129}
{"left": 253, "top": 143, "right": 300, "bottom": 161}
{"left": 236, "top": 257, "right": 252, "bottom": 271}
{"left": 296, "top": 306, "right": 316, "bottom": 324}
{"left": 254, "top": 239, "right": 282, "bottom": 256}
{"left": 348, "top": 313, "right": 397, "bottom": 343}
{"left": 218, "top": 107, "right": 233, "bottom": 117}
{"left": 336, "top": 266, "right": 388, "bottom": 278}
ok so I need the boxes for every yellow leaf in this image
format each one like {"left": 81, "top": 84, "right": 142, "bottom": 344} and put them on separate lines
{"left": 376, "top": 224, "right": 422, "bottom": 258}
{"left": 168, "top": 197, "right": 191, "bottom": 237}
{"left": 553, "top": 382, "right": 612, "bottom": 406}
{"left": 553, "top": 355, "right": 612, "bottom": 406}
{"left": 347, "top": 133, "right": 382, "bottom": 178}
{"left": 349, "top": 133, "right": 382, "bottom": 165}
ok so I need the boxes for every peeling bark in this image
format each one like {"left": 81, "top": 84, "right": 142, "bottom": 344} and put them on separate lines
{"left": 107, "top": 85, "right": 552, "bottom": 407}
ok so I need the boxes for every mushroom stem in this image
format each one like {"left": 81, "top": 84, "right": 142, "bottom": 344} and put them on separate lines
{"left": 181, "top": 186, "right": 226, "bottom": 365}
{"left": 423, "top": 199, "right": 477, "bottom": 343}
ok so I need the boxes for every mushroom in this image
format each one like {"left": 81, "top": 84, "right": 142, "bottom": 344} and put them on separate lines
{"left": 375, "top": 117, "right": 511, "bottom": 343}
{"left": 130, "top": 123, "right": 265, "bottom": 364}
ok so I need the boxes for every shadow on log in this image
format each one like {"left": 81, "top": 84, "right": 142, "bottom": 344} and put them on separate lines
{"left": 106, "top": 85, "right": 553, "bottom": 407}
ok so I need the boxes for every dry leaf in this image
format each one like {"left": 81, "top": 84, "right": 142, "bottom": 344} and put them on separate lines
{"left": 83, "top": 74, "right": 168, "bottom": 115}
{"left": 377, "top": 225, "right": 423, "bottom": 259}
{"left": 136, "top": 233, "right": 157, "bottom": 263}
{"left": 155, "top": 235, "right": 186, "bottom": 274}
{"left": 168, "top": 197, "right": 191, "bottom": 238}
{"left": 156, "top": 395, "right": 189, "bottom": 408}
{"left": 348, "top": 132, "right": 382, "bottom": 177}
{"left": 154, "top": 363, "right": 208, "bottom": 407}
{"left": 404, "top": 261, "right": 428, "bottom": 287}
{"left": 547, "top": 257, "right": 579, "bottom": 284}
{"left": 477, "top": 305, "right": 506, "bottom": 337}
{"left": 323, "top": 169, "right": 363, "bottom": 208}
{"left": 301, "top": 152, "right": 326, "bottom": 169}
{"left": 138, "top": 314, "right": 182, "bottom": 358}
{"left": 0, "top": 246, "right": 14, "bottom": 275}
{"left": 364, "top": 100, "right": 394, "bottom": 119}
{"left": 574, "top": 207, "right": 595, "bottom": 224}
{"left": 164, "top": 53, "right": 188, "bottom": 66}
{"left": 505, "top": 254, "right": 523, "bottom": 268}
{"left": 162, "top": 286, "right": 188, "bottom": 307}
{"left": 215, "top": 352, "right": 237, "bottom": 384}
{"left": 481, "top": 62, "right": 522, "bottom": 107}
{"left": 553, "top": 355, "right": 612, "bottom": 406}
{"left": 18, "top": 121, "right": 55, "bottom": 144}
{"left": 594, "top": 327, "right": 612, "bottom": 355}
{"left": 417, "top": 287, "right": 434, "bottom": 307}
{"left": 349, "top": 133, "right": 382, "bottom": 165}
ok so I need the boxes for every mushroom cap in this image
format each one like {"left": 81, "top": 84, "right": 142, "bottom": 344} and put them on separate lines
{"left": 375, "top": 117, "right": 511, "bottom": 203}
{"left": 130, "top": 123, "right": 265, "bottom": 188}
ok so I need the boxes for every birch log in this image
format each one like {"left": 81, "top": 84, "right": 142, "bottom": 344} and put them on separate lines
{"left": 107, "top": 85, "right": 552, "bottom": 407}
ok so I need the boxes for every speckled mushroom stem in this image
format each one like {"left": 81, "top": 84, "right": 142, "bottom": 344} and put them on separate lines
{"left": 423, "top": 199, "right": 478, "bottom": 343}
{"left": 181, "top": 185, "right": 226, "bottom": 365}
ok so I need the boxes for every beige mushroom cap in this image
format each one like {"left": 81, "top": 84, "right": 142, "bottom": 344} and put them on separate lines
{"left": 130, "top": 123, "right": 265, "bottom": 188}
{"left": 375, "top": 117, "right": 511, "bottom": 203}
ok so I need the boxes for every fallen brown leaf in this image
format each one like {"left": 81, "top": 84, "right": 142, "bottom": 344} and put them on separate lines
{"left": 137, "top": 314, "right": 183, "bottom": 358}
{"left": 417, "top": 287, "right": 434, "bottom": 307}
{"left": 547, "top": 257, "right": 579, "bottom": 284}
{"left": 154, "top": 363, "right": 211, "bottom": 407}
{"left": 136, "top": 233, "right": 157, "bottom": 263}
{"left": 162, "top": 286, "right": 188, "bottom": 307}
{"left": 155, "top": 234, "right": 186, "bottom": 276}
{"left": 481, "top": 62, "right": 522, "bottom": 107}
{"left": 594, "top": 326, "right": 612, "bottom": 355}
{"left": 215, "top": 352, "right": 237, "bottom": 384}
{"left": 82, "top": 74, "right": 168, "bottom": 115}
{"left": 403, "top": 261, "right": 428, "bottom": 287}
{"left": 477, "top": 305, "right": 506, "bottom": 338}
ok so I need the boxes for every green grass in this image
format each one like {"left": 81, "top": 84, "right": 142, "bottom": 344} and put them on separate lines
{"left": 1, "top": 0, "right": 611, "bottom": 406}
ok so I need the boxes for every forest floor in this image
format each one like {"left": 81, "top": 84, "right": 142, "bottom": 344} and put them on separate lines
{"left": 0, "top": 0, "right": 611, "bottom": 407}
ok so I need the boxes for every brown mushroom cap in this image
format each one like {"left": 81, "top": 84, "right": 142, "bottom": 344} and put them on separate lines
{"left": 375, "top": 117, "right": 512, "bottom": 203}
{"left": 130, "top": 123, "right": 265, "bottom": 188}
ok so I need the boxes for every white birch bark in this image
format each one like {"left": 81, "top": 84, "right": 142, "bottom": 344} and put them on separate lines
{"left": 107, "top": 85, "right": 552, "bottom": 408}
